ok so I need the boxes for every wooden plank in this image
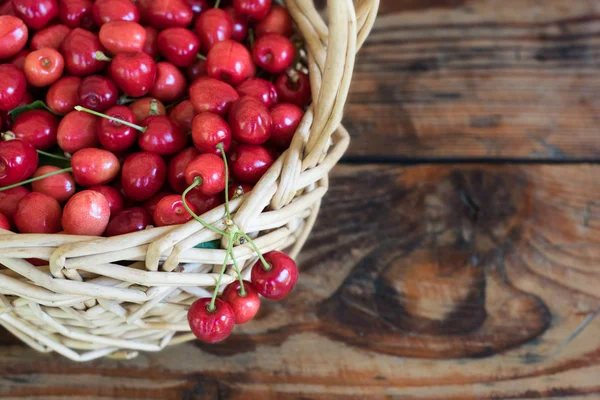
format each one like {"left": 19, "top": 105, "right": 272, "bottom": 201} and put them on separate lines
{"left": 1, "top": 163, "right": 599, "bottom": 399}
{"left": 345, "top": 0, "right": 600, "bottom": 159}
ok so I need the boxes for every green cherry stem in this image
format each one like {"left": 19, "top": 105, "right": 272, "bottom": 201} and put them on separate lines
{"left": 230, "top": 244, "right": 247, "bottom": 296}
{"left": 0, "top": 167, "right": 72, "bottom": 192}
{"left": 239, "top": 232, "right": 271, "bottom": 271}
{"left": 94, "top": 51, "right": 112, "bottom": 62}
{"left": 196, "top": 53, "right": 207, "bottom": 61}
{"left": 148, "top": 99, "right": 159, "bottom": 116}
{"left": 36, "top": 149, "right": 69, "bottom": 161}
{"left": 182, "top": 178, "right": 228, "bottom": 236}
{"left": 208, "top": 234, "right": 234, "bottom": 311}
{"left": 249, "top": 28, "right": 255, "bottom": 49}
{"left": 214, "top": 0, "right": 221, "bottom": 8}
{"left": 74, "top": 106, "right": 147, "bottom": 133}
{"left": 216, "top": 143, "right": 231, "bottom": 220}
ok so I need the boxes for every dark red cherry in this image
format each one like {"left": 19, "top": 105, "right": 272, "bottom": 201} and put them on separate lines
{"left": 157, "top": 27, "right": 200, "bottom": 68}
{"left": 46, "top": 76, "right": 81, "bottom": 115}
{"left": 228, "top": 183, "right": 253, "bottom": 200}
{"left": 130, "top": 97, "right": 166, "bottom": 124}
{"left": 206, "top": 40, "right": 255, "bottom": 85}
{"left": 153, "top": 194, "right": 197, "bottom": 226}
{"left": 89, "top": 185, "right": 124, "bottom": 215}
{"left": 139, "top": 115, "right": 187, "bottom": 156}
{"left": 192, "top": 112, "right": 231, "bottom": 154}
{"left": 149, "top": 61, "right": 187, "bottom": 103}
{"left": 233, "top": 0, "right": 271, "bottom": 21}
{"left": 194, "top": 8, "right": 232, "bottom": 52}
{"left": 228, "top": 96, "right": 272, "bottom": 145}
{"left": 99, "top": 21, "right": 146, "bottom": 54}
{"left": 186, "top": 191, "right": 220, "bottom": 215}
{"left": 0, "top": 64, "right": 26, "bottom": 111}
{"left": 14, "top": 192, "right": 62, "bottom": 234}
{"left": 251, "top": 250, "right": 298, "bottom": 300}
{"left": 78, "top": 75, "right": 118, "bottom": 112}
{"left": 275, "top": 71, "right": 312, "bottom": 107}
{"left": 13, "top": 110, "right": 59, "bottom": 150}
{"left": 143, "top": 26, "right": 159, "bottom": 58}
{"left": 185, "top": 0, "right": 209, "bottom": 17}
{"left": 30, "top": 24, "right": 70, "bottom": 51}
{"left": 147, "top": 0, "right": 193, "bottom": 29}
{"left": 97, "top": 105, "right": 137, "bottom": 152}
{"left": 61, "top": 28, "right": 108, "bottom": 76}
{"left": 184, "top": 153, "right": 226, "bottom": 196}
{"left": 92, "top": 0, "right": 140, "bottom": 26}
{"left": 186, "top": 57, "right": 207, "bottom": 81}
{"left": 189, "top": 77, "right": 239, "bottom": 116}
{"left": 224, "top": 6, "right": 248, "bottom": 42}
{"left": 9, "top": 49, "right": 29, "bottom": 70}
{"left": 256, "top": 5, "right": 293, "bottom": 37}
{"left": 106, "top": 207, "right": 152, "bottom": 236}
{"left": 62, "top": 190, "right": 110, "bottom": 235}
{"left": 0, "top": 16, "right": 28, "bottom": 60}
{"left": 71, "top": 148, "right": 120, "bottom": 187}
{"left": 143, "top": 191, "right": 172, "bottom": 216}
{"left": 0, "top": 212, "right": 9, "bottom": 231}
{"left": 121, "top": 152, "right": 167, "bottom": 202}
{"left": 13, "top": 0, "right": 58, "bottom": 30}
{"left": 23, "top": 48, "right": 65, "bottom": 87}
{"left": 269, "top": 103, "right": 303, "bottom": 148}
{"left": 0, "top": 1, "right": 15, "bottom": 17}
{"left": 229, "top": 144, "right": 273, "bottom": 184}
{"left": 0, "top": 139, "right": 38, "bottom": 186}
{"left": 168, "top": 147, "right": 199, "bottom": 194}
{"left": 57, "top": 110, "right": 99, "bottom": 153}
{"left": 236, "top": 78, "right": 278, "bottom": 109}
{"left": 31, "top": 165, "right": 75, "bottom": 204}
{"left": 222, "top": 280, "right": 260, "bottom": 324}
{"left": 110, "top": 52, "right": 156, "bottom": 98}
{"left": 187, "top": 297, "right": 235, "bottom": 343}
{"left": 59, "top": 0, "right": 94, "bottom": 29}
{"left": 169, "top": 99, "right": 196, "bottom": 133}
{"left": 253, "top": 33, "right": 295, "bottom": 74}
{"left": 0, "top": 186, "right": 30, "bottom": 220}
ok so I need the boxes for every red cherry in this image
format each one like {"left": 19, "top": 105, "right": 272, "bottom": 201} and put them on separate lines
{"left": 139, "top": 115, "right": 187, "bottom": 156}
{"left": 185, "top": 0, "right": 209, "bottom": 17}
{"left": 0, "top": 139, "right": 38, "bottom": 186}
{"left": 189, "top": 77, "right": 239, "bottom": 116}
{"left": 233, "top": 0, "right": 271, "bottom": 21}
{"left": 23, "top": 48, "right": 64, "bottom": 87}
{"left": 228, "top": 96, "right": 272, "bottom": 145}
{"left": 194, "top": 8, "right": 232, "bottom": 52}
{"left": 30, "top": 24, "right": 70, "bottom": 51}
{"left": 99, "top": 21, "right": 146, "bottom": 54}
{"left": 269, "top": 103, "right": 303, "bottom": 148}
{"left": 13, "top": 0, "right": 58, "bottom": 30}
{"left": 130, "top": 97, "right": 166, "bottom": 124}
{"left": 142, "top": 191, "right": 172, "bottom": 216}
{"left": 0, "top": 212, "right": 9, "bottom": 231}
{"left": 14, "top": 192, "right": 62, "bottom": 234}
{"left": 169, "top": 99, "right": 196, "bottom": 133}
{"left": 121, "top": 152, "right": 167, "bottom": 202}
{"left": 89, "top": 185, "right": 124, "bottom": 215}
{"left": 236, "top": 78, "right": 278, "bottom": 109}
{"left": 224, "top": 7, "right": 249, "bottom": 43}
{"left": 0, "top": 64, "right": 26, "bottom": 111}
{"left": 153, "top": 194, "right": 197, "bottom": 226}
{"left": 275, "top": 71, "right": 312, "bottom": 107}
{"left": 186, "top": 57, "right": 207, "bottom": 81}
{"left": 149, "top": 62, "right": 187, "bottom": 103}
{"left": 157, "top": 27, "right": 200, "bottom": 68}
{"left": 137, "top": 0, "right": 152, "bottom": 23}
{"left": 206, "top": 40, "right": 255, "bottom": 85}
{"left": 57, "top": 110, "right": 99, "bottom": 153}
{"left": 97, "top": 105, "right": 137, "bottom": 152}
{"left": 222, "top": 280, "right": 260, "bottom": 324}
{"left": 187, "top": 298, "right": 235, "bottom": 343}
{"left": 228, "top": 183, "right": 253, "bottom": 200}
{"left": 62, "top": 190, "right": 110, "bottom": 236}
{"left": 61, "top": 28, "right": 108, "bottom": 76}
{"left": 252, "top": 33, "right": 295, "bottom": 75}
{"left": 110, "top": 52, "right": 156, "bottom": 98}
{"left": 256, "top": 5, "right": 293, "bottom": 37}
{"left": 147, "top": 0, "right": 193, "bottom": 29}
{"left": 184, "top": 153, "right": 226, "bottom": 196}
{"left": 9, "top": 49, "right": 29, "bottom": 70}
{"left": 251, "top": 250, "right": 298, "bottom": 300}
{"left": 0, "top": 2, "right": 15, "bottom": 17}
{"left": 59, "top": 0, "right": 94, "bottom": 29}
{"left": 186, "top": 191, "right": 220, "bottom": 215}
{"left": 106, "top": 207, "right": 152, "bottom": 237}
{"left": 46, "top": 76, "right": 81, "bottom": 115}
{"left": 78, "top": 75, "right": 118, "bottom": 112}
{"left": 143, "top": 26, "right": 159, "bottom": 58}
{"left": 192, "top": 112, "right": 232, "bottom": 154}
{"left": 31, "top": 165, "right": 75, "bottom": 204}
{"left": 0, "top": 186, "right": 30, "bottom": 220}
{"left": 0, "top": 16, "right": 28, "bottom": 60}
{"left": 92, "top": 0, "right": 140, "bottom": 26}
{"left": 71, "top": 148, "right": 120, "bottom": 187}
{"left": 229, "top": 144, "right": 273, "bottom": 184}
{"left": 0, "top": 91, "right": 31, "bottom": 132}
{"left": 168, "top": 147, "right": 199, "bottom": 193}
{"left": 12, "top": 110, "right": 59, "bottom": 150}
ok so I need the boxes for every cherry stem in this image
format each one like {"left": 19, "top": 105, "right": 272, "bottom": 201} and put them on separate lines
{"left": 217, "top": 143, "right": 231, "bottom": 220}
{"left": 230, "top": 248, "right": 246, "bottom": 297}
{"left": 196, "top": 53, "right": 207, "bottom": 61}
{"left": 249, "top": 28, "right": 255, "bottom": 49}
{"left": 74, "top": 106, "right": 146, "bottom": 133}
{"left": 94, "top": 51, "right": 112, "bottom": 62}
{"left": 214, "top": 0, "right": 221, "bottom": 8}
{"left": 0, "top": 167, "right": 72, "bottom": 192}
{"left": 117, "top": 95, "right": 135, "bottom": 105}
{"left": 182, "top": 178, "right": 228, "bottom": 236}
{"left": 240, "top": 232, "right": 271, "bottom": 271}
{"left": 36, "top": 149, "right": 69, "bottom": 161}
{"left": 208, "top": 233, "right": 233, "bottom": 311}
{"left": 148, "top": 99, "right": 159, "bottom": 116}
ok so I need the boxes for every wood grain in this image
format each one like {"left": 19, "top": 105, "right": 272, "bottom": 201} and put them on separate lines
{"left": 1, "top": 163, "right": 599, "bottom": 399}
{"left": 346, "top": 0, "right": 600, "bottom": 159}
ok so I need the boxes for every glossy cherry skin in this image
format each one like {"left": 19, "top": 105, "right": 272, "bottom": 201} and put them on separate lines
{"left": 46, "top": 76, "right": 81, "bottom": 115}
{"left": 169, "top": 99, "right": 196, "bottom": 133}
{"left": 225, "top": 6, "right": 249, "bottom": 42}
{"left": 139, "top": 115, "right": 187, "bottom": 156}
{"left": 236, "top": 78, "right": 278, "bottom": 109}
{"left": 0, "top": 16, "right": 28, "bottom": 60}
{"left": 168, "top": 147, "right": 199, "bottom": 194}
{"left": 228, "top": 182, "right": 253, "bottom": 200}
{"left": 189, "top": 77, "right": 239, "bottom": 116}
{"left": 275, "top": 71, "right": 312, "bottom": 107}
{"left": 61, "top": 28, "right": 108, "bottom": 76}
{"left": 89, "top": 185, "right": 124, "bottom": 215}
{"left": 78, "top": 75, "right": 119, "bottom": 112}
{"left": 92, "top": 0, "right": 140, "bottom": 26}
{"left": 185, "top": 0, "right": 209, "bottom": 17}
{"left": 0, "top": 212, "right": 9, "bottom": 231}
{"left": 251, "top": 250, "right": 298, "bottom": 300}
{"left": 59, "top": 0, "right": 94, "bottom": 29}
{"left": 71, "top": 148, "right": 120, "bottom": 187}
{"left": 0, "top": 139, "right": 38, "bottom": 186}
{"left": 206, "top": 40, "right": 255, "bottom": 85}
{"left": 110, "top": 52, "right": 156, "bottom": 98}
{"left": 253, "top": 33, "right": 295, "bottom": 74}
{"left": 13, "top": 0, "right": 58, "bottom": 30}
{"left": 194, "top": 8, "right": 232, "bottom": 52}
{"left": 99, "top": 21, "right": 146, "bottom": 54}
{"left": 256, "top": 5, "right": 293, "bottom": 37}
{"left": 23, "top": 48, "right": 64, "bottom": 87}
{"left": 121, "top": 152, "right": 167, "bottom": 202}
{"left": 130, "top": 97, "right": 166, "bottom": 124}
{"left": 184, "top": 153, "right": 226, "bottom": 196}
{"left": 149, "top": 62, "right": 187, "bottom": 103}
{"left": 187, "top": 297, "right": 235, "bottom": 343}
{"left": 186, "top": 58, "right": 207, "bottom": 81}
{"left": 192, "top": 112, "right": 232, "bottom": 154}
{"left": 30, "top": 24, "right": 70, "bottom": 51}
{"left": 0, "top": 186, "right": 30, "bottom": 220}
{"left": 186, "top": 191, "right": 220, "bottom": 215}
{"left": 222, "top": 280, "right": 260, "bottom": 324}
{"left": 143, "top": 26, "right": 159, "bottom": 58}
{"left": 157, "top": 27, "right": 200, "bottom": 68}
{"left": 147, "top": 0, "right": 193, "bottom": 29}
{"left": 153, "top": 194, "right": 197, "bottom": 226}
{"left": 62, "top": 190, "right": 110, "bottom": 235}
{"left": 13, "top": 110, "right": 59, "bottom": 150}
{"left": 269, "top": 103, "right": 303, "bottom": 148}
{"left": 31, "top": 165, "right": 75, "bottom": 204}
{"left": 14, "top": 192, "right": 62, "bottom": 234}
{"left": 228, "top": 96, "right": 272, "bottom": 145}
{"left": 0, "top": 64, "right": 26, "bottom": 111}
{"left": 97, "top": 105, "right": 137, "bottom": 152}
{"left": 233, "top": 0, "right": 271, "bottom": 21}
{"left": 142, "top": 191, "right": 172, "bottom": 216}
{"left": 106, "top": 207, "right": 152, "bottom": 236}
{"left": 229, "top": 144, "right": 274, "bottom": 184}
{"left": 57, "top": 111, "right": 99, "bottom": 153}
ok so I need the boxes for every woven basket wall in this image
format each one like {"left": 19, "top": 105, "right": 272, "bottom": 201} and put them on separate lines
{"left": 0, "top": 0, "right": 379, "bottom": 361}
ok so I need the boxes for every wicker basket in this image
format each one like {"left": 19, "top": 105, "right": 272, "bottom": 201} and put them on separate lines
{"left": 0, "top": 0, "right": 379, "bottom": 361}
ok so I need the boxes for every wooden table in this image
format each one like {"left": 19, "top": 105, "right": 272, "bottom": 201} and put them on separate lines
{"left": 2, "top": 0, "right": 600, "bottom": 398}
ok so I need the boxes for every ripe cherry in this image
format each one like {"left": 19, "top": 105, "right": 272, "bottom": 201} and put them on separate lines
{"left": 61, "top": 28, "right": 108, "bottom": 76}
{"left": 269, "top": 103, "right": 303, "bottom": 148}
{"left": 153, "top": 194, "right": 197, "bottom": 226}
{"left": 253, "top": 33, "right": 295, "bottom": 74}
{"left": 0, "top": 212, "right": 9, "bottom": 231}
{"left": 13, "top": 110, "right": 59, "bottom": 150}
{"left": 23, "top": 48, "right": 65, "bottom": 87}
{"left": 89, "top": 185, "right": 124, "bottom": 215}
{"left": 30, "top": 24, "right": 70, "bottom": 51}
{"left": 229, "top": 144, "right": 274, "bottom": 184}
{"left": 236, "top": 78, "right": 278, "bottom": 109}
{"left": 186, "top": 191, "right": 220, "bottom": 215}
{"left": 106, "top": 207, "right": 152, "bottom": 237}
{"left": 192, "top": 112, "right": 232, "bottom": 154}
{"left": 92, "top": 0, "right": 140, "bottom": 26}
{"left": 0, "top": 2, "right": 15, "bottom": 17}
{"left": 251, "top": 250, "right": 298, "bottom": 300}
{"left": 62, "top": 190, "right": 110, "bottom": 235}
{"left": 130, "top": 97, "right": 166, "bottom": 124}
{"left": 233, "top": 0, "right": 271, "bottom": 21}
{"left": 225, "top": 7, "right": 249, "bottom": 43}
{"left": 169, "top": 99, "right": 196, "bottom": 133}
{"left": 0, "top": 16, "right": 28, "bottom": 60}
{"left": 14, "top": 192, "right": 62, "bottom": 234}
{"left": 0, "top": 139, "right": 38, "bottom": 186}
{"left": 168, "top": 147, "right": 199, "bottom": 194}
{"left": 194, "top": 8, "right": 232, "bottom": 52}
{"left": 189, "top": 77, "right": 239, "bottom": 116}
{"left": 46, "top": 76, "right": 81, "bottom": 115}
{"left": 97, "top": 105, "right": 137, "bottom": 152}
{"left": 222, "top": 280, "right": 260, "bottom": 324}
{"left": 109, "top": 52, "right": 157, "bottom": 98}
{"left": 147, "top": 0, "right": 193, "bottom": 29}
{"left": 0, "top": 186, "right": 30, "bottom": 220}
{"left": 256, "top": 5, "right": 293, "bottom": 37}
{"left": 184, "top": 153, "right": 226, "bottom": 196}
{"left": 206, "top": 40, "right": 255, "bottom": 85}
{"left": 99, "top": 21, "right": 146, "bottom": 54}
{"left": 187, "top": 298, "right": 235, "bottom": 343}
{"left": 71, "top": 148, "right": 120, "bottom": 187}
{"left": 186, "top": 57, "right": 207, "bottom": 81}
{"left": 138, "top": 115, "right": 187, "bottom": 156}
{"left": 31, "top": 166, "right": 75, "bottom": 204}
{"left": 13, "top": 0, "right": 58, "bottom": 30}
{"left": 57, "top": 110, "right": 99, "bottom": 153}
{"left": 149, "top": 62, "right": 187, "bottom": 103}
{"left": 78, "top": 75, "right": 119, "bottom": 112}
{"left": 228, "top": 183, "right": 253, "bottom": 200}
{"left": 0, "top": 64, "right": 26, "bottom": 111}
{"left": 59, "top": 0, "right": 94, "bottom": 29}
{"left": 157, "top": 27, "right": 200, "bottom": 68}
{"left": 9, "top": 49, "right": 30, "bottom": 70}
{"left": 143, "top": 191, "right": 172, "bottom": 216}
{"left": 228, "top": 96, "right": 272, "bottom": 145}
{"left": 275, "top": 71, "right": 312, "bottom": 107}
{"left": 185, "top": 0, "right": 209, "bottom": 17}
{"left": 143, "top": 26, "right": 159, "bottom": 58}
{"left": 121, "top": 152, "right": 167, "bottom": 202}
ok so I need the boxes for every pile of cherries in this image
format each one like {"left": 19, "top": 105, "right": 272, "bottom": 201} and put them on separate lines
{"left": 0, "top": 0, "right": 309, "bottom": 343}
